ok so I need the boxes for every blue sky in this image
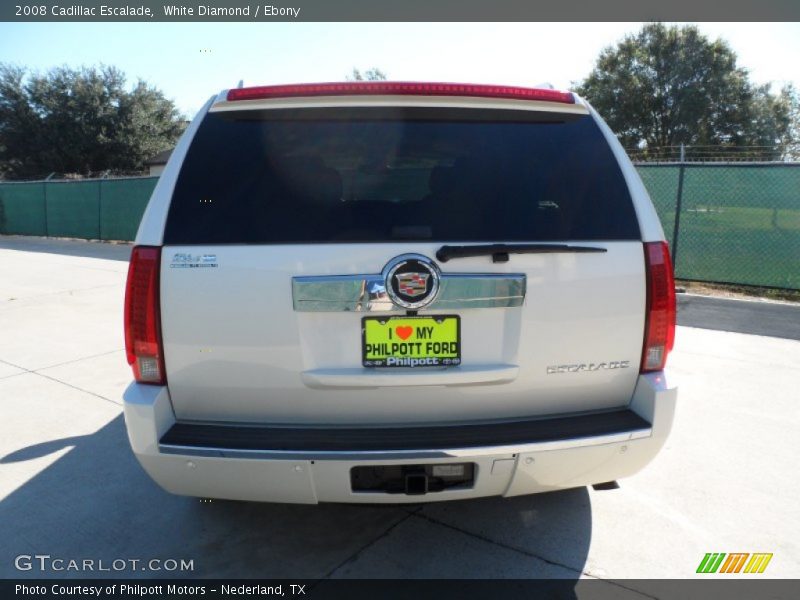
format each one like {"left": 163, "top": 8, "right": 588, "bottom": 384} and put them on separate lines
{"left": 1, "top": 22, "right": 798, "bottom": 118}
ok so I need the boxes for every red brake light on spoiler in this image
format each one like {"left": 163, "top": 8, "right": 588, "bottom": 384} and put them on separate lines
{"left": 226, "top": 82, "right": 575, "bottom": 104}
{"left": 641, "top": 242, "right": 676, "bottom": 372}
{"left": 124, "top": 246, "right": 166, "bottom": 385}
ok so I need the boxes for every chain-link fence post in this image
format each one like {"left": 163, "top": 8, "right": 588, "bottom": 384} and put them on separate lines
{"left": 670, "top": 159, "right": 686, "bottom": 268}
{"left": 98, "top": 179, "right": 103, "bottom": 240}
{"left": 43, "top": 173, "right": 54, "bottom": 237}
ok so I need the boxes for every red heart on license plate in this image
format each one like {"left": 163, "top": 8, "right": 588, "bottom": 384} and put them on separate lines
{"left": 396, "top": 326, "right": 413, "bottom": 340}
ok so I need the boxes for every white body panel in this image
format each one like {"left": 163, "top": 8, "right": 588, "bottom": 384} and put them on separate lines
{"left": 160, "top": 242, "right": 646, "bottom": 424}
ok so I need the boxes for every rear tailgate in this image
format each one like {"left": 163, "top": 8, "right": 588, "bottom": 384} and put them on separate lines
{"left": 160, "top": 245, "right": 644, "bottom": 424}
{"left": 158, "top": 94, "right": 646, "bottom": 425}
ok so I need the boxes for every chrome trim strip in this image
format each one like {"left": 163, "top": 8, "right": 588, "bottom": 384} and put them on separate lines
{"left": 435, "top": 275, "right": 525, "bottom": 308}
{"left": 158, "top": 427, "right": 651, "bottom": 461}
{"left": 292, "top": 273, "right": 526, "bottom": 312}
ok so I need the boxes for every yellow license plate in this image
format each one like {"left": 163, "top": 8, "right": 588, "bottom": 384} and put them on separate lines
{"left": 362, "top": 315, "right": 461, "bottom": 368}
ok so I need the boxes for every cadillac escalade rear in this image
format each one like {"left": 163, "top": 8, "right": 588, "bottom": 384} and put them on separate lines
{"left": 122, "top": 82, "right": 677, "bottom": 503}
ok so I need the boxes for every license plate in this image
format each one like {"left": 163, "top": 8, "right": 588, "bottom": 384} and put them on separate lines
{"left": 362, "top": 315, "right": 461, "bottom": 368}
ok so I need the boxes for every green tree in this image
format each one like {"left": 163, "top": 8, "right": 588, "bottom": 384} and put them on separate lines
{"left": 346, "top": 67, "right": 388, "bottom": 81}
{"left": 769, "top": 84, "right": 800, "bottom": 160}
{"left": 0, "top": 64, "right": 185, "bottom": 179}
{"left": 576, "top": 23, "right": 798, "bottom": 160}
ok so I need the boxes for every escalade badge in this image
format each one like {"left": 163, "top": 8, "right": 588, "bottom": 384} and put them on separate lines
{"left": 383, "top": 254, "right": 441, "bottom": 309}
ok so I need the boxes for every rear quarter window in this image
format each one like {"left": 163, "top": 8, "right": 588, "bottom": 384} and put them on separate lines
{"left": 163, "top": 108, "right": 640, "bottom": 244}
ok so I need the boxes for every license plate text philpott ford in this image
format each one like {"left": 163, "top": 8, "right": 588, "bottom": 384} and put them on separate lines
{"left": 362, "top": 316, "right": 461, "bottom": 367}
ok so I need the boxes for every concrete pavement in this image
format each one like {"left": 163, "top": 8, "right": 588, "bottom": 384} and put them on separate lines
{"left": 1, "top": 236, "right": 798, "bottom": 587}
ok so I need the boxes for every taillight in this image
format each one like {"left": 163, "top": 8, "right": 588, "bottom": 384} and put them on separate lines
{"left": 124, "top": 246, "right": 166, "bottom": 385}
{"left": 641, "top": 241, "right": 676, "bottom": 372}
{"left": 226, "top": 82, "right": 575, "bottom": 104}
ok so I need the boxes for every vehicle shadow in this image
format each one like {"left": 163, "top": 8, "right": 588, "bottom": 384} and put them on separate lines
{"left": 0, "top": 415, "right": 592, "bottom": 587}
{"left": 0, "top": 235, "right": 131, "bottom": 262}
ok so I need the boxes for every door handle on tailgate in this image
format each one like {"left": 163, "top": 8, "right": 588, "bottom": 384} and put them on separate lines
{"left": 301, "top": 364, "right": 520, "bottom": 388}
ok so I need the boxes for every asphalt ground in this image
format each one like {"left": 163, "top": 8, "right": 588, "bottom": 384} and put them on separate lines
{"left": 677, "top": 293, "right": 800, "bottom": 341}
{"left": 1, "top": 236, "right": 798, "bottom": 587}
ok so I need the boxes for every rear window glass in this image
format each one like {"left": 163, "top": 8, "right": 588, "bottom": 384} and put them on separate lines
{"left": 164, "top": 108, "right": 640, "bottom": 244}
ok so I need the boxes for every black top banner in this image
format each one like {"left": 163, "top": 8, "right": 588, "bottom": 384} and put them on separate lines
{"left": 2, "top": 0, "right": 800, "bottom": 22}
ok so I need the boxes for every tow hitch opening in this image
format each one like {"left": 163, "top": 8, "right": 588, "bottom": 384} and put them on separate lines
{"left": 350, "top": 463, "right": 475, "bottom": 495}
{"left": 405, "top": 473, "right": 428, "bottom": 495}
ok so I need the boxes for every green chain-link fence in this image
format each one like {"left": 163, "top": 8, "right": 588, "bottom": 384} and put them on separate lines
{"left": 1, "top": 166, "right": 798, "bottom": 289}
{"left": 638, "top": 164, "right": 800, "bottom": 290}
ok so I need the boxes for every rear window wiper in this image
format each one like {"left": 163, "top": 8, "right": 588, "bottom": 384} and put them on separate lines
{"left": 436, "top": 243, "right": 608, "bottom": 263}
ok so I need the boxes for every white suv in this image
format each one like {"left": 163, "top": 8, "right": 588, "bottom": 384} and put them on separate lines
{"left": 123, "top": 82, "right": 677, "bottom": 503}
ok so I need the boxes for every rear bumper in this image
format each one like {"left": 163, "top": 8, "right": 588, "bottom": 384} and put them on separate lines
{"left": 122, "top": 372, "right": 677, "bottom": 504}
